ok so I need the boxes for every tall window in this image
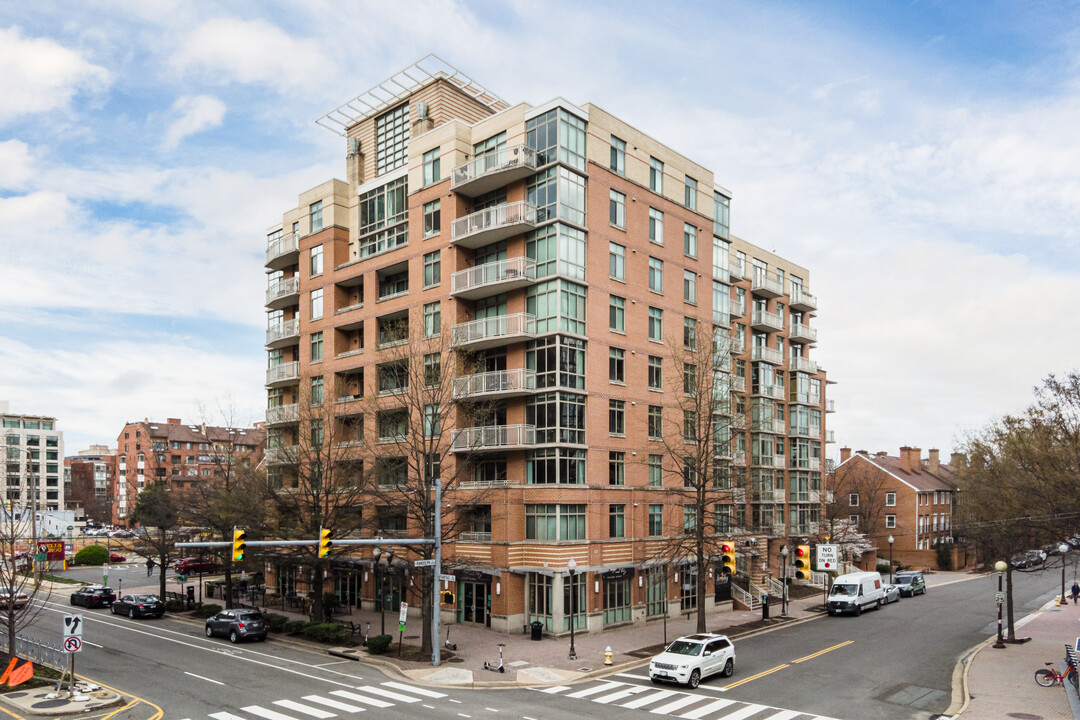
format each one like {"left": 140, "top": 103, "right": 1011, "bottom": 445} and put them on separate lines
{"left": 609, "top": 400, "right": 625, "bottom": 436}
{"left": 648, "top": 504, "right": 663, "bottom": 536}
{"left": 609, "top": 242, "right": 625, "bottom": 281}
{"left": 684, "top": 270, "right": 697, "bottom": 304}
{"left": 423, "top": 200, "right": 441, "bottom": 238}
{"left": 310, "top": 332, "right": 323, "bottom": 363}
{"left": 424, "top": 353, "right": 441, "bottom": 387}
{"left": 649, "top": 157, "right": 664, "bottom": 193}
{"left": 649, "top": 208, "right": 663, "bottom": 244}
{"left": 648, "top": 307, "right": 662, "bottom": 342}
{"left": 375, "top": 103, "right": 409, "bottom": 175}
{"left": 609, "top": 295, "right": 625, "bottom": 332}
{"left": 684, "top": 176, "right": 697, "bottom": 210}
{"left": 684, "top": 317, "right": 697, "bottom": 350}
{"left": 609, "top": 452, "right": 625, "bottom": 485}
{"left": 423, "top": 302, "right": 441, "bottom": 337}
{"left": 684, "top": 410, "right": 697, "bottom": 441}
{"left": 609, "top": 504, "right": 625, "bottom": 538}
{"left": 310, "top": 244, "right": 323, "bottom": 277}
{"left": 648, "top": 455, "right": 663, "bottom": 486}
{"left": 423, "top": 250, "right": 441, "bottom": 287}
{"left": 310, "top": 289, "right": 323, "bottom": 320}
{"left": 610, "top": 136, "right": 626, "bottom": 175}
{"left": 648, "top": 405, "right": 662, "bottom": 440}
{"left": 424, "top": 404, "right": 441, "bottom": 437}
{"left": 649, "top": 257, "right": 663, "bottom": 293}
{"left": 609, "top": 189, "right": 625, "bottom": 229}
{"left": 423, "top": 148, "right": 441, "bottom": 186}
{"left": 526, "top": 504, "right": 585, "bottom": 540}
{"left": 684, "top": 223, "right": 697, "bottom": 257}
{"left": 609, "top": 347, "right": 625, "bottom": 383}
{"left": 648, "top": 356, "right": 662, "bottom": 389}
{"left": 683, "top": 363, "right": 697, "bottom": 395}
{"left": 310, "top": 200, "right": 323, "bottom": 232}
{"left": 310, "top": 376, "right": 323, "bottom": 406}
{"left": 714, "top": 192, "right": 730, "bottom": 238}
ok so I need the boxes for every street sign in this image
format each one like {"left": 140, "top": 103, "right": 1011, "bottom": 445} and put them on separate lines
{"left": 816, "top": 544, "right": 839, "bottom": 571}
{"left": 413, "top": 559, "right": 436, "bottom": 568}
{"left": 995, "top": 592, "right": 1005, "bottom": 605}
{"left": 437, "top": 573, "right": 455, "bottom": 582}
{"left": 398, "top": 602, "right": 408, "bottom": 625}
{"left": 62, "top": 614, "right": 83, "bottom": 638}
{"left": 176, "top": 574, "right": 188, "bottom": 584}
{"left": 63, "top": 637, "right": 82, "bottom": 654}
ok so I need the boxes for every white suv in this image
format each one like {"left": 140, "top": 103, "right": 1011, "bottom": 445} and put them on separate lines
{"left": 648, "top": 633, "right": 735, "bottom": 688}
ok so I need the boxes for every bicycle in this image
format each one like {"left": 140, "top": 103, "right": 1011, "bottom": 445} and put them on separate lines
{"left": 1035, "top": 661, "right": 1078, "bottom": 687}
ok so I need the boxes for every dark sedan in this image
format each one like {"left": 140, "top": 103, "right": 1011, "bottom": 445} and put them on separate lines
{"left": 205, "top": 609, "right": 268, "bottom": 643}
{"left": 111, "top": 594, "right": 164, "bottom": 619}
{"left": 70, "top": 586, "right": 116, "bottom": 608}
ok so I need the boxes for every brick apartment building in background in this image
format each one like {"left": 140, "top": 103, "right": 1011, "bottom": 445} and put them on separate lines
{"left": 263, "top": 56, "right": 833, "bottom": 634}
{"left": 829, "top": 447, "right": 964, "bottom": 571}
{"left": 2, "top": 400, "right": 65, "bottom": 511}
{"left": 114, "top": 418, "right": 266, "bottom": 524}
{"left": 65, "top": 444, "right": 117, "bottom": 526}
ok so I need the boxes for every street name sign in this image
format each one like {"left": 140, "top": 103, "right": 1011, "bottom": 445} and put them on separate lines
{"left": 413, "top": 559, "right": 436, "bottom": 567}
{"left": 816, "top": 544, "right": 839, "bottom": 571}
{"left": 438, "top": 573, "right": 455, "bottom": 582}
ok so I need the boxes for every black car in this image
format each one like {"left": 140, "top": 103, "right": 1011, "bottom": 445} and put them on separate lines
{"left": 111, "top": 594, "right": 164, "bottom": 619}
{"left": 70, "top": 586, "right": 116, "bottom": 608}
{"left": 205, "top": 610, "right": 268, "bottom": 643}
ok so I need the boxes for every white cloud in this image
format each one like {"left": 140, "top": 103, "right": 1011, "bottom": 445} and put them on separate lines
{"left": 0, "top": 140, "right": 35, "bottom": 190}
{"left": 0, "top": 26, "right": 109, "bottom": 124}
{"left": 161, "top": 94, "right": 226, "bottom": 150}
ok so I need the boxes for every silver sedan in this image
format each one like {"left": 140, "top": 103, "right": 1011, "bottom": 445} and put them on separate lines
{"left": 883, "top": 584, "right": 901, "bottom": 604}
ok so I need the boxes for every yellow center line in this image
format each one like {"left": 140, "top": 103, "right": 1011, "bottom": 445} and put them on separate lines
{"left": 721, "top": 663, "right": 790, "bottom": 690}
{"left": 75, "top": 673, "right": 164, "bottom": 720}
{"left": 791, "top": 640, "right": 854, "bottom": 663}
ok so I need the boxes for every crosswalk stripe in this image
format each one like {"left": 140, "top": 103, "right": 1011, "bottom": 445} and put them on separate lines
{"left": 329, "top": 690, "right": 393, "bottom": 708}
{"left": 535, "top": 685, "right": 571, "bottom": 694}
{"left": 209, "top": 714, "right": 249, "bottom": 720}
{"left": 593, "top": 686, "right": 648, "bottom": 704}
{"left": 723, "top": 703, "right": 772, "bottom": 720}
{"left": 303, "top": 695, "right": 364, "bottom": 712}
{"left": 352, "top": 685, "right": 422, "bottom": 703}
{"left": 650, "top": 694, "right": 703, "bottom": 714}
{"left": 621, "top": 689, "right": 679, "bottom": 709}
{"left": 241, "top": 706, "right": 300, "bottom": 720}
{"left": 678, "top": 698, "right": 736, "bottom": 719}
{"left": 758, "top": 712, "right": 801, "bottom": 720}
{"left": 614, "top": 672, "right": 649, "bottom": 680}
{"left": 381, "top": 681, "right": 447, "bottom": 698}
{"left": 272, "top": 700, "right": 336, "bottom": 718}
{"left": 567, "top": 681, "right": 623, "bottom": 698}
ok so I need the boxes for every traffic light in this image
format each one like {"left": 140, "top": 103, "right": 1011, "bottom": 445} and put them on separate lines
{"left": 721, "top": 542, "right": 737, "bottom": 575}
{"left": 440, "top": 590, "right": 455, "bottom": 606}
{"left": 319, "top": 527, "right": 333, "bottom": 558}
{"left": 793, "top": 544, "right": 811, "bottom": 580}
{"left": 231, "top": 528, "right": 246, "bottom": 562}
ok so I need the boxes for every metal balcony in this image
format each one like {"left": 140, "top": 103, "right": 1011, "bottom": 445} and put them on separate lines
{"left": 265, "top": 404, "right": 299, "bottom": 426}
{"left": 751, "top": 272, "right": 784, "bottom": 298}
{"left": 266, "top": 233, "right": 299, "bottom": 270}
{"left": 731, "top": 376, "right": 746, "bottom": 393}
{"left": 789, "top": 288, "right": 818, "bottom": 313}
{"left": 265, "top": 445, "right": 299, "bottom": 464}
{"left": 729, "top": 256, "right": 747, "bottom": 282}
{"left": 789, "top": 391, "right": 820, "bottom": 406}
{"left": 451, "top": 313, "right": 537, "bottom": 351}
{"left": 449, "top": 424, "right": 536, "bottom": 453}
{"left": 266, "top": 319, "right": 300, "bottom": 348}
{"left": 266, "top": 361, "right": 299, "bottom": 387}
{"left": 751, "top": 310, "right": 783, "bottom": 333}
{"left": 451, "top": 201, "right": 538, "bottom": 249}
{"left": 789, "top": 323, "right": 818, "bottom": 344}
{"left": 729, "top": 302, "right": 746, "bottom": 319}
{"left": 751, "top": 383, "right": 783, "bottom": 399}
{"left": 452, "top": 368, "right": 537, "bottom": 401}
{"left": 751, "top": 346, "right": 783, "bottom": 365}
{"left": 450, "top": 256, "right": 537, "bottom": 300}
{"left": 451, "top": 145, "right": 539, "bottom": 197}
{"left": 265, "top": 277, "right": 300, "bottom": 309}
{"left": 826, "top": 399, "right": 835, "bottom": 413}
{"left": 826, "top": 430, "right": 836, "bottom": 443}
{"left": 789, "top": 424, "right": 813, "bottom": 438}
{"left": 790, "top": 356, "right": 819, "bottom": 374}
{"left": 790, "top": 457, "right": 821, "bottom": 471}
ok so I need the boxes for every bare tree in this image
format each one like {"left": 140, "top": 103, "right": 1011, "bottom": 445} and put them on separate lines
{"left": 825, "top": 456, "right": 892, "bottom": 544}
{"left": 130, "top": 482, "right": 180, "bottom": 601}
{"left": 0, "top": 506, "right": 52, "bottom": 652}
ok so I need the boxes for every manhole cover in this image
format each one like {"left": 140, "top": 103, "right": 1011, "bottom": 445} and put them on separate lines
{"left": 880, "top": 685, "right": 948, "bottom": 709}
{"left": 448, "top": 657, "right": 465, "bottom": 663}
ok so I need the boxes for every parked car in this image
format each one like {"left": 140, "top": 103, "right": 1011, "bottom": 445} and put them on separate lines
{"left": 0, "top": 591, "right": 29, "bottom": 609}
{"left": 174, "top": 558, "right": 220, "bottom": 575}
{"left": 111, "top": 594, "right": 164, "bottom": 619}
{"left": 827, "top": 571, "right": 886, "bottom": 615}
{"left": 894, "top": 571, "right": 927, "bottom": 597}
{"left": 1068, "top": 537, "right": 1080, "bottom": 549}
{"left": 204, "top": 609, "right": 268, "bottom": 644}
{"left": 70, "top": 586, "right": 116, "bottom": 608}
{"left": 1026, "top": 550, "right": 1046, "bottom": 567}
{"left": 1045, "top": 544, "right": 1065, "bottom": 557}
{"left": 649, "top": 633, "right": 735, "bottom": 688}
{"left": 109, "top": 553, "right": 127, "bottom": 563}
{"left": 1011, "top": 553, "right": 1031, "bottom": 568}
{"left": 110, "top": 530, "right": 136, "bottom": 539}
{"left": 882, "top": 584, "right": 901, "bottom": 604}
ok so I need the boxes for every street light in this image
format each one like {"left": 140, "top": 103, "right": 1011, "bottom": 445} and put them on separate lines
{"left": 888, "top": 535, "right": 895, "bottom": 584}
{"left": 1060, "top": 543, "right": 1070, "bottom": 605}
{"left": 372, "top": 547, "right": 395, "bottom": 636}
{"left": 567, "top": 558, "right": 577, "bottom": 661}
{"left": 779, "top": 546, "right": 789, "bottom": 617}
{"left": 993, "top": 560, "right": 1007, "bottom": 649}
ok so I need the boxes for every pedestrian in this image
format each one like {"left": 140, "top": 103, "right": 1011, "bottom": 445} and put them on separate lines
{"left": 1071, "top": 581, "right": 1078, "bottom": 605}
{"left": 146, "top": 557, "right": 155, "bottom": 577}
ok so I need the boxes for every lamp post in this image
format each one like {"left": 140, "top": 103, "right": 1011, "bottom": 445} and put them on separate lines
{"left": 1060, "top": 543, "right": 1070, "bottom": 605}
{"left": 993, "top": 560, "right": 1007, "bottom": 649}
{"left": 567, "top": 558, "right": 577, "bottom": 661}
{"left": 888, "top": 535, "right": 895, "bottom": 584}
{"left": 779, "top": 546, "right": 789, "bottom": 617}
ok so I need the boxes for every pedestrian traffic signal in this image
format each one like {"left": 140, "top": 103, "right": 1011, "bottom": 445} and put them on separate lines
{"left": 440, "top": 590, "right": 455, "bottom": 606}
{"left": 721, "top": 542, "right": 737, "bottom": 575}
{"left": 231, "top": 528, "right": 246, "bottom": 562}
{"left": 319, "top": 527, "right": 333, "bottom": 558}
{"left": 794, "top": 544, "right": 811, "bottom": 580}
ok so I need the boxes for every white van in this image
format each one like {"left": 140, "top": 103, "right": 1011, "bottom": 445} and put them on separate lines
{"left": 827, "top": 571, "right": 885, "bottom": 616}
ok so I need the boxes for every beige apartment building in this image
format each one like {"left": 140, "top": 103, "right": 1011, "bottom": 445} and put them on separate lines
{"left": 263, "top": 56, "right": 832, "bottom": 634}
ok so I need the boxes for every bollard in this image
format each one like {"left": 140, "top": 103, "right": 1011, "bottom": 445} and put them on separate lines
{"left": 604, "top": 646, "right": 613, "bottom": 665}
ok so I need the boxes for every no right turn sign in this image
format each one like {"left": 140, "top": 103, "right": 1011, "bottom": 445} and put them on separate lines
{"left": 816, "top": 544, "right": 839, "bottom": 571}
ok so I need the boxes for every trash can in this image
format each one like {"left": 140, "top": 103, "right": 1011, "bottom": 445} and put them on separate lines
{"left": 530, "top": 621, "right": 544, "bottom": 641}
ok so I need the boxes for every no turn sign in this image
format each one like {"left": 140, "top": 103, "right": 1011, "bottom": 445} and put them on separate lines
{"left": 816, "top": 544, "right": 839, "bottom": 571}
{"left": 63, "top": 636, "right": 82, "bottom": 654}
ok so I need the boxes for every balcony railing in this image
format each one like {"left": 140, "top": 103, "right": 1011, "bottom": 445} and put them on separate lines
{"left": 826, "top": 399, "right": 836, "bottom": 413}
{"left": 265, "top": 404, "right": 299, "bottom": 425}
{"left": 451, "top": 201, "right": 538, "bottom": 249}
{"left": 752, "top": 346, "right": 783, "bottom": 365}
{"left": 450, "top": 256, "right": 537, "bottom": 300}
{"left": 751, "top": 272, "right": 784, "bottom": 298}
{"left": 451, "top": 313, "right": 537, "bottom": 351}
{"left": 266, "top": 318, "right": 299, "bottom": 347}
{"left": 752, "top": 489, "right": 774, "bottom": 503}
{"left": 712, "top": 310, "right": 730, "bottom": 327}
{"left": 790, "top": 356, "right": 819, "bottom": 374}
{"left": 826, "top": 430, "right": 836, "bottom": 443}
{"left": 732, "top": 376, "right": 746, "bottom": 393}
{"left": 458, "top": 477, "right": 518, "bottom": 490}
{"left": 451, "top": 145, "right": 539, "bottom": 197}
{"left": 449, "top": 424, "right": 536, "bottom": 453}
{"left": 729, "top": 301, "right": 746, "bottom": 319}
{"left": 729, "top": 256, "right": 747, "bottom": 281}
{"left": 790, "top": 424, "right": 812, "bottom": 437}
{"left": 789, "top": 323, "right": 818, "bottom": 344}
{"left": 789, "top": 288, "right": 818, "bottom": 313}
{"left": 809, "top": 490, "right": 821, "bottom": 504}
{"left": 789, "top": 391, "right": 820, "bottom": 406}
{"left": 751, "top": 310, "right": 784, "bottom": 333}
{"left": 459, "top": 531, "right": 493, "bottom": 542}
{"left": 265, "top": 445, "right": 299, "bottom": 464}
{"left": 791, "top": 457, "right": 821, "bottom": 471}
{"left": 452, "top": 368, "right": 537, "bottom": 401}
{"left": 266, "top": 361, "right": 299, "bottom": 386}
{"left": 265, "top": 277, "right": 300, "bottom": 307}
{"left": 751, "top": 383, "right": 784, "bottom": 398}
{"left": 266, "top": 232, "right": 299, "bottom": 268}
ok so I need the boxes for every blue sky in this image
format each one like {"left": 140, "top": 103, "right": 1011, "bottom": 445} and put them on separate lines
{"left": 3, "top": 1, "right": 1080, "bottom": 457}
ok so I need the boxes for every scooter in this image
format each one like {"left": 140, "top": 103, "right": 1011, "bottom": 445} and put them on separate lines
{"left": 445, "top": 625, "right": 457, "bottom": 651}
{"left": 363, "top": 622, "right": 370, "bottom": 647}
{"left": 483, "top": 643, "right": 505, "bottom": 673}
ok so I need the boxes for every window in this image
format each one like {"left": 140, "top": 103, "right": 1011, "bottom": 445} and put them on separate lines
{"left": 684, "top": 176, "right": 697, "bottom": 210}
{"left": 649, "top": 208, "right": 663, "bottom": 244}
{"left": 683, "top": 317, "right": 697, "bottom": 350}
{"left": 378, "top": 360, "right": 408, "bottom": 394}
{"left": 609, "top": 347, "right": 625, "bottom": 383}
{"left": 310, "top": 244, "right": 323, "bottom": 277}
{"left": 684, "top": 223, "right": 697, "bottom": 257}
{"left": 423, "top": 301, "right": 441, "bottom": 337}
{"left": 648, "top": 504, "right": 663, "bottom": 536}
{"left": 684, "top": 270, "right": 697, "bottom": 304}
{"left": 423, "top": 148, "right": 441, "bottom": 186}
{"left": 648, "top": 307, "right": 662, "bottom": 342}
{"left": 610, "top": 136, "right": 626, "bottom": 175}
{"left": 649, "top": 157, "right": 663, "bottom": 193}
{"left": 609, "top": 190, "right": 625, "bottom": 229}
{"left": 310, "top": 376, "right": 324, "bottom": 406}
{"left": 310, "top": 332, "right": 323, "bottom": 363}
{"left": 375, "top": 103, "right": 409, "bottom": 175}
{"left": 649, "top": 257, "right": 663, "bottom": 293}
{"left": 648, "top": 406, "right": 662, "bottom": 440}
{"left": 310, "top": 289, "right": 323, "bottom": 320}
{"left": 849, "top": 514, "right": 860, "bottom": 526}
{"left": 609, "top": 295, "right": 625, "bottom": 332}
{"left": 683, "top": 410, "right": 697, "bottom": 442}
{"left": 684, "top": 506, "right": 697, "bottom": 532}
{"left": 649, "top": 454, "right": 663, "bottom": 486}
{"left": 885, "top": 492, "right": 896, "bottom": 507}
{"left": 424, "top": 404, "right": 441, "bottom": 437}
{"left": 525, "top": 504, "right": 585, "bottom": 540}
{"left": 609, "top": 504, "right": 625, "bottom": 538}
{"left": 648, "top": 356, "right": 662, "bottom": 389}
{"left": 423, "top": 250, "right": 441, "bottom": 287}
{"left": 714, "top": 192, "right": 730, "bottom": 238}
{"left": 849, "top": 493, "right": 859, "bottom": 507}
{"left": 310, "top": 200, "right": 323, "bottom": 233}
{"left": 886, "top": 514, "right": 896, "bottom": 529}
{"left": 424, "top": 353, "right": 441, "bottom": 387}
{"left": 358, "top": 176, "right": 408, "bottom": 258}
{"left": 609, "top": 242, "right": 625, "bottom": 281}
{"left": 609, "top": 400, "right": 625, "bottom": 436}
{"left": 423, "top": 200, "right": 441, "bottom": 238}
{"left": 377, "top": 411, "right": 407, "bottom": 443}
{"left": 609, "top": 452, "right": 625, "bottom": 485}
{"left": 683, "top": 363, "right": 697, "bottom": 395}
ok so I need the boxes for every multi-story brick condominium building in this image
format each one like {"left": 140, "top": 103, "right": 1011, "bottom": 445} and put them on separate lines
{"left": 65, "top": 444, "right": 117, "bottom": 525}
{"left": 263, "top": 56, "right": 832, "bottom": 634}
{"left": 114, "top": 418, "right": 265, "bottom": 524}
{"left": 2, "top": 400, "right": 65, "bottom": 511}
{"left": 829, "top": 447, "right": 963, "bottom": 571}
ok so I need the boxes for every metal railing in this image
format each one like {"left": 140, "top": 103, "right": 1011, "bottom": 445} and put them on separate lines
{"left": 752, "top": 272, "right": 784, "bottom": 296}
{"left": 265, "top": 276, "right": 299, "bottom": 305}
{"left": 266, "top": 404, "right": 298, "bottom": 425}
{"left": 451, "top": 145, "right": 539, "bottom": 189}
{"left": 790, "top": 323, "right": 818, "bottom": 343}
{"left": 751, "top": 310, "right": 784, "bottom": 332}
{"left": 266, "top": 318, "right": 299, "bottom": 345}
{"left": 731, "top": 583, "right": 759, "bottom": 611}
{"left": 789, "top": 287, "right": 818, "bottom": 312}
{"left": 0, "top": 635, "right": 67, "bottom": 671}
{"left": 266, "top": 232, "right": 299, "bottom": 265}
{"left": 790, "top": 356, "right": 819, "bottom": 374}
{"left": 752, "top": 346, "right": 783, "bottom": 364}
{"left": 451, "top": 313, "right": 536, "bottom": 348}
{"left": 451, "top": 256, "right": 537, "bottom": 295}
{"left": 459, "top": 531, "right": 492, "bottom": 542}
{"left": 450, "top": 424, "right": 536, "bottom": 451}
{"left": 451, "top": 201, "right": 538, "bottom": 245}
{"left": 266, "top": 361, "right": 299, "bottom": 385}
{"left": 825, "top": 399, "right": 836, "bottom": 413}
{"left": 452, "top": 368, "right": 536, "bottom": 400}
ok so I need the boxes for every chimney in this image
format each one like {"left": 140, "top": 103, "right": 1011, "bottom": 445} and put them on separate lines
{"left": 840, "top": 447, "right": 852, "bottom": 463}
{"left": 928, "top": 449, "right": 939, "bottom": 474}
{"left": 950, "top": 452, "right": 966, "bottom": 470}
{"left": 898, "top": 446, "right": 912, "bottom": 473}
{"left": 909, "top": 447, "right": 922, "bottom": 473}
{"left": 167, "top": 418, "right": 181, "bottom": 425}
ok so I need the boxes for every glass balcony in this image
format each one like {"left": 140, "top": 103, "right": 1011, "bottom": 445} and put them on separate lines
{"left": 451, "top": 145, "right": 539, "bottom": 197}
{"left": 790, "top": 356, "right": 819, "bottom": 374}
{"left": 790, "top": 457, "right": 820, "bottom": 471}
{"left": 451, "top": 313, "right": 537, "bottom": 351}
{"left": 449, "top": 424, "right": 536, "bottom": 453}
{"left": 826, "top": 430, "right": 836, "bottom": 443}
{"left": 752, "top": 346, "right": 783, "bottom": 365}
{"left": 266, "top": 361, "right": 299, "bottom": 387}
{"left": 265, "top": 404, "right": 299, "bottom": 426}
{"left": 789, "top": 391, "right": 820, "bottom": 406}
{"left": 789, "top": 323, "right": 818, "bottom": 344}
{"left": 751, "top": 310, "right": 783, "bottom": 333}
{"left": 826, "top": 399, "right": 836, "bottom": 413}
{"left": 266, "top": 318, "right": 300, "bottom": 348}
{"left": 751, "top": 271, "right": 784, "bottom": 298}
{"left": 731, "top": 376, "right": 746, "bottom": 393}
{"left": 265, "top": 445, "right": 299, "bottom": 464}
{"left": 729, "top": 302, "right": 746, "bottom": 319}
{"left": 752, "top": 489, "right": 775, "bottom": 503}
{"left": 452, "top": 369, "right": 537, "bottom": 401}
{"left": 451, "top": 201, "right": 538, "bottom": 249}
{"left": 265, "top": 277, "right": 300, "bottom": 309}
{"left": 729, "top": 256, "right": 747, "bottom": 281}
{"left": 450, "top": 256, "right": 537, "bottom": 300}
{"left": 789, "top": 288, "right": 818, "bottom": 313}
{"left": 266, "top": 232, "right": 299, "bottom": 270}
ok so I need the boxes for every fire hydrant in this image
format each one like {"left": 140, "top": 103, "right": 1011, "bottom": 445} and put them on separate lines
{"left": 604, "top": 646, "right": 613, "bottom": 665}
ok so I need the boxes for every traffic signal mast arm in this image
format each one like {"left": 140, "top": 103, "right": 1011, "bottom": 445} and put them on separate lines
{"left": 178, "top": 538, "right": 438, "bottom": 549}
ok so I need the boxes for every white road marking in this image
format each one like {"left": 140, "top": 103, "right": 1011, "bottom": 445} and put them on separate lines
{"left": 679, "top": 698, "right": 735, "bottom": 719}
{"left": 650, "top": 694, "right": 702, "bottom": 714}
{"left": 314, "top": 661, "right": 351, "bottom": 667}
{"left": 184, "top": 671, "right": 224, "bottom": 685}
{"left": 424, "top": 704, "right": 435, "bottom": 709}
{"left": 593, "top": 686, "right": 648, "bottom": 704}
{"left": 382, "top": 681, "right": 447, "bottom": 698}
{"left": 534, "top": 686, "right": 570, "bottom": 694}
{"left": 273, "top": 699, "right": 336, "bottom": 718}
{"left": 712, "top": 703, "right": 768, "bottom": 720}
{"left": 303, "top": 695, "right": 364, "bottom": 712}
{"left": 82, "top": 640, "right": 104, "bottom": 648}
{"left": 241, "top": 706, "right": 300, "bottom": 720}
{"left": 486, "top": 709, "right": 498, "bottom": 712}
{"left": 614, "top": 672, "right": 649, "bottom": 680}
{"left": 622, "top": 689, "right": 678, "bottom": 709}
{"left": 457, "top": 715, "right": 471, "bottom": 719}
{"left": 210, "top": 713, "right": 249, "bottom": 720}
{"left": 567, "top": 681, "right": 622, "bottom": 698}
{"left": 449, "top": 699, "right": 463, "bottom": 703}
{"left": 758, "top": 712, "right": 802, "bottom": 720}
{"left": 352, "top": 685, "right": 422, "bottom": 703}
{"left": 329, "top": 690, "right": 393, "bottom": 708}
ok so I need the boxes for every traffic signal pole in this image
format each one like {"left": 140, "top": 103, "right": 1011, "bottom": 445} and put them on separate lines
{"left": 433, "top": 478, "right": 442, "bottom": 668}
